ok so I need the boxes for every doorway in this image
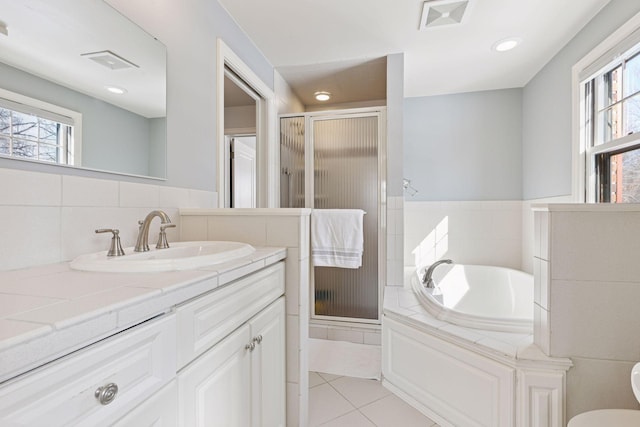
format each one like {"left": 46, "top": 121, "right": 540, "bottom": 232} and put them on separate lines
{"left": 227, "top": 135, "right": 257, "bottom": 208}
{"left": 216, "top": 39, "right": 278, "bottom": 208}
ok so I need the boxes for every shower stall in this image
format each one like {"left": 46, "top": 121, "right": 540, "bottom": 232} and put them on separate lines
{"left": 280, "top": 108, "right": 386, "bottom": 323}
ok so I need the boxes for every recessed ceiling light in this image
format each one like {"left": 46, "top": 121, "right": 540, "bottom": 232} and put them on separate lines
{"left": 105, "top": 86, "right": 127, "bottom": 95}
{"left": 492, "top": 38, "right": 522, "bottom": 52}
{"left": 314, "top": 91, "right": 331, "bottom": 102}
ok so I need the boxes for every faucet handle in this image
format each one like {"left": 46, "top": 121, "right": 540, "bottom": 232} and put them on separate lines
{"left": 95, "top": 229, "right": 126, "bottom": 257}
{"left": 156, "top": 224, "right": 176, "bottom": 249}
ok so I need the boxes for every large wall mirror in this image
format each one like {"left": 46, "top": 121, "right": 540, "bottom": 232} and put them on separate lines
{"left": 0, "top": 0, "right": 167, "bottom": 179}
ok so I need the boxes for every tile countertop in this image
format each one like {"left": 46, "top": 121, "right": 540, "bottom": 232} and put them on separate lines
{"left": 0, "top": 246, "right": 286, "bottom": 384}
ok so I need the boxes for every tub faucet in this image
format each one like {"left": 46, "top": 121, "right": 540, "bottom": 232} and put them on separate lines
{"left": 421, "top": 259, "right": 453, "bottom": 288}
{"left": 134, "top": 210, "right": 172, "bottom": 252}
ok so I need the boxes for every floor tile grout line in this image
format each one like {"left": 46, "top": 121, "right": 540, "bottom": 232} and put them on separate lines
{"left": 316, "top": 408, "right": 369, "bottom": 427}
{"left": 326, "top": 377, "right": 392, "bottom": 410}
{"left": 310, "top": 381, "right": 357, "bottom": 426}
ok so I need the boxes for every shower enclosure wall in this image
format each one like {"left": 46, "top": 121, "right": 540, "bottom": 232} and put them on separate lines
{"left": 280, "top": 109, "right": 386, "bottom": 323}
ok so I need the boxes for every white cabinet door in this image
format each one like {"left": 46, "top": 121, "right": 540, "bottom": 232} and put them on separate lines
{"left": 250, "top": 297, "right": 286, "bottom": 427}
{"left": 179, "top": 323, "right": 252, "bottom": 427}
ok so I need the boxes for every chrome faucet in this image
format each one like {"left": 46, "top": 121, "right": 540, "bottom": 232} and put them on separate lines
{"left": 134, "top": 210, "right": 172, "bottom": 252}
{"left": 421, "top": 259, "right": 453, "bottom": 288}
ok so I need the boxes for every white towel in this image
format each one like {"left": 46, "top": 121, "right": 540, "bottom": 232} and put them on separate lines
{"left": 311, "top": 209, "right": 364, "bottom": 269}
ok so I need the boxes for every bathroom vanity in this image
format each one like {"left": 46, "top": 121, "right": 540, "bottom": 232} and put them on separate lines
{"left": 0, "top": 246, "right": 286, "bottom": 426}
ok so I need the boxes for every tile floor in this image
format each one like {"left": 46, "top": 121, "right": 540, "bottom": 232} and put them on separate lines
{"left": 309, "top": 371, "right": 440, "bottom": 426}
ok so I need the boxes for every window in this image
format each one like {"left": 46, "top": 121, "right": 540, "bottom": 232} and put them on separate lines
{"left": 581, "top": 35, "right": 640, "bottom": 203}
{"left": 0, "top": 90, "right": 79, "bottom": 166}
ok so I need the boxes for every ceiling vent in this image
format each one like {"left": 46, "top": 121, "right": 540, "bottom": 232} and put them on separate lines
{"left": 81, "top": 50, "right": 138, "bottom": 70}
{"left": 419, "top": 0, "right": 470, "bottom": 30}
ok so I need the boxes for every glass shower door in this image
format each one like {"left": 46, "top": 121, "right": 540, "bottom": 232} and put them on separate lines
{"left": 280, "top": 112, "right": 382, "bottom": 322}
{"left": 312, "top": 115, "right": 379, "bottom": 321}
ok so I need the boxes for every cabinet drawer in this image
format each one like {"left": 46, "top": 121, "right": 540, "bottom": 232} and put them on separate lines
{"left": 113, "top": 379, "right": 178, "bottom": 427}
{"left": 0, "top": 314, "right": 176, "bottom": 427}
{"left": 177, "top": 261, "right": 285, "bottom": 369}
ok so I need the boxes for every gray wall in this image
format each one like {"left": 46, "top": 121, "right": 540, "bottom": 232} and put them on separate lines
{"left": 522, "top": 0, "right": 640, "bottom": 200}
{"left": 0, "top": 61, "right": 154, "bottom": 177}
{"left": 387, "top": 54, "right": 404, "bottom": 198}
{"left": 404, "top": 88, "right": 523, "bottom": 201}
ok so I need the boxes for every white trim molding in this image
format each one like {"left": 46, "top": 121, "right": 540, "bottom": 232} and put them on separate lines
{"left": 216, "top": 39, "right": 277, "bottom": 208}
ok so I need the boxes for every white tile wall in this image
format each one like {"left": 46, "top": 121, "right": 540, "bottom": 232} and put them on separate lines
{"left": 534, "top": 205, "right": 640, "bottom": 420}
{"left": 549, "top": 279, "right": 640, "bottom": 360}
{"left": 521, "top": 195, "right": 573, "bottom": 274}
{"left": 551, "top": 211, "right": 640, "bottom": 282}
{"left": 309, "top": 323, "right": 382, "bottom": 347}
{"left": 0, "top": 168, "right": 217, "bottom": 271}
{"left": 567, "top": 357, "right": 640, "bottom": 418}
{"left": 386, "top": 196, "right": 404, "bottom": 286}
{"left": 404, "top": 201, "right": 523, "bottom": 271}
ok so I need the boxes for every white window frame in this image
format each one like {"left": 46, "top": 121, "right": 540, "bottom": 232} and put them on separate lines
{"left": 0, "top": 87, "right": 82, "bottom": 166}
{"left": 572, "top": 11, "right": 640, "bottom": 202}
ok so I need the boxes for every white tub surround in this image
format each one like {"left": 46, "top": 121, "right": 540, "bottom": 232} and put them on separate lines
{"left": 0, "top": 247, "right": 285, "bottom": 383}
{"left": 383, "top": 286, "right": 572, "bottom": 427}
{"left": 533, "top": 204, "right": 640, "bottom": 419}
{"left": 404, "top": 201, "right": 523, "bottom": 273}
{"left": 179, "top": 208, "right": 311, "bottom": 427}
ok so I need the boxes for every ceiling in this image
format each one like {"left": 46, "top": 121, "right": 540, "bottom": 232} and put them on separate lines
{"left": 219, "top": 0, "right": 612, "bottom": 105}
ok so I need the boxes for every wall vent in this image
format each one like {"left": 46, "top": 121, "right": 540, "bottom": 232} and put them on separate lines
{"left": 81, "top": 50, "right": 138, "bottom": 70}
{"left": 419, "top": 0, "right": 470, "bottom": 30}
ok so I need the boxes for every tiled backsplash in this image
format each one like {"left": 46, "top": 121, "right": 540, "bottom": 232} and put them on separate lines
{"left": 404, "top": 201, "right": 523, "bottom": 271}
{"left": 0, "top": 169, "right": 216, "bottom": 271}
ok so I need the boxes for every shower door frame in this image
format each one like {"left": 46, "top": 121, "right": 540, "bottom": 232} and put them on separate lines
{"left": 282, "top": 107, "right": 387, "bottom": 325}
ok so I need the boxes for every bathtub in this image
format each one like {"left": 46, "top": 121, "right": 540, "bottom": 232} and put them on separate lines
{"left": 381, "top": 264, "right": 572, "bottom": 427}
{"left": 410, "top": 263, "right": 534, "bottom": 333}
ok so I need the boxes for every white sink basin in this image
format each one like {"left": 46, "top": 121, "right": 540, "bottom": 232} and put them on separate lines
{"left": 70, "top": 241, "right": 256, "bottom": 273}
{"left": 632, "top": 362, "right": 640, "bottom": 403}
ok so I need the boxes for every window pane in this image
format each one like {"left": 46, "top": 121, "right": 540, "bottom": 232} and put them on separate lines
{"left": 599, "top": 65, "right": 623, "bottom": 109}
{"left": 584, "top": 80, "right": 594, "bottom": 147}
{"left": 624, "top": 93, "right": 640, "bottom": 136}
{"left": 11, "top": 138, "right": 37, "bottom": 159}
{"left": 0, "top": 108, "right": 9, "bottom": 136}
{"left": 0, "top": 136, "right": 9, "bottom": 155}
{"left": 39, "top": 119, "right": 59, "bottom": 144}
{"left": 624, "top": 53, "right": 640, "bottom": 98}
{"left": 11, "top": 111, "right": 38, "bottom": 140}
{"left": 598, "top": 103, "right": 624, "bottom": 144}
{"left": 38, "top": 144, "right": 59, "bottom": 163}
{"left": 610, "top": 147, "right": 640, "bottom": 203}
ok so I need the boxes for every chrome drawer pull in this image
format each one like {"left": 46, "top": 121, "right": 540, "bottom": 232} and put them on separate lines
{"left": 95, "top": 383, "right": 119, "bottom": 405}
{"left": 245, "top": 342, "right": 256, "bottom": 351}
{"left": 253, "top": 335, "right": 263, "bottom": 344}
